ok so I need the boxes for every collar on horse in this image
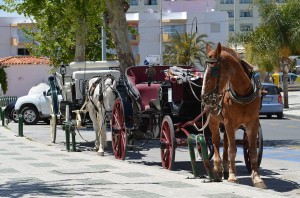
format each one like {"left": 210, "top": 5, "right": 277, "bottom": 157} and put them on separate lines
{"left": 227, "top": 77, "right": 260, "bottom": 104}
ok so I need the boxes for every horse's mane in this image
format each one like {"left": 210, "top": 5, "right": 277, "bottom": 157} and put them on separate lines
{"left": 221, "top": 46, "right": 253, "bottom": 79}
{"left": 221, "top": 46, "right": 240, "bottom": 60}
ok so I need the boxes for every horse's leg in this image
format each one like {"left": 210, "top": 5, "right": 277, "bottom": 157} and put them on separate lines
{"left": 247, "top": 120, "right": 266, "bottom": 189}
{"left": 224, "top": 123, "right": 238, "bottom": 183}
{"left": 99, "top": 109, "right": 107, "bottom": 149}
{"left": 87, "top": 104, "right": 101, "bottom": 152}
{"left": 209, "top": 117, "right": 222, "bottom": 181}
{"left": 222, "top": 130, "right": 229, "bottom": 179}
{"left": 96, "top": 112, "right": 105, "bottom": 156}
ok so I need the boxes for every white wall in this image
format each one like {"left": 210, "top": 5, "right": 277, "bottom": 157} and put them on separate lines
{"left": 4, "top": 64, "right": 51, "bottom": 97}
{"left": 138, "top": 13, "right": 161, "bottom": 65}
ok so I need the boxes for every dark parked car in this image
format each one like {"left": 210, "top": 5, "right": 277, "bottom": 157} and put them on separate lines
{"left": 260, "top": 83, "right": 284, "bottom": 119}
{"left": 4, "top": 102, "right": 18, "bottom": 123}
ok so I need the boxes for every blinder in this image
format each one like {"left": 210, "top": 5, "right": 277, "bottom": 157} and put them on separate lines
{"left": 205, "top": 58, "right": 220, "bottom": 78}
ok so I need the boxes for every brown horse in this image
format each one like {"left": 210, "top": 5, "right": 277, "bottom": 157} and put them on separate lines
{"left": 201, "top": 43, "right": 266, "bottom": 188}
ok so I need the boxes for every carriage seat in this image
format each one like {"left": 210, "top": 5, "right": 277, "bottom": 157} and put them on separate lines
{"left": 126, "top": 66, "right": 168, "bottom": 111}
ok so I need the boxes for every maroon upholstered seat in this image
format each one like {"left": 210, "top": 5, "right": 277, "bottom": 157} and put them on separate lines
{"left": 135, "top": 83, "right": 161, "bottom": 111}
{"left": 126, "top": 66, "right": 169, "bottom": 111}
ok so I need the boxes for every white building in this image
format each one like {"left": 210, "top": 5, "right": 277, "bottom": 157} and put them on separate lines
{"left": 127, "top": 0, "right": 228, "bottom": 65}
{"left": 128, "top": 11, "right": 228, "bottom": 65}
{"left": 0, "top": 17, "right": 34, "bottom": 57}
{"left": 0, "top": 56, "right": 51, "bottom": 97}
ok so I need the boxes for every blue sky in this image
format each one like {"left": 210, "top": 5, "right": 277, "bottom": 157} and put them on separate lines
{"left": 0, "top": 0, "right": 23, "bottom": 17}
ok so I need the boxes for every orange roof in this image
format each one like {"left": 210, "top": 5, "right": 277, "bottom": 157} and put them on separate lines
{"left": 0, "top": 56, "right": 50, "bottom": 66}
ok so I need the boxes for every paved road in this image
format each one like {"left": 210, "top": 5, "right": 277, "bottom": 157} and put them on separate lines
{"left": 1, "top": 121, "right": 299, "bottom": 198}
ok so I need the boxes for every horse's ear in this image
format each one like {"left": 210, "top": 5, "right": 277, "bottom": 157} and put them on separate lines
{"left": 216, "top": 43, "right": 222, "bottom": 57}
{"left": 112, "top": 78, "right": 116, "bottom": 88}
{"left": 206, "top": 44, "right": 212, "bottom": 53}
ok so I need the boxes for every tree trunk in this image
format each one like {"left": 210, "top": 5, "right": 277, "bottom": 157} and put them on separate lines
{"left": 75, "top": 17, "right": 87, "bottom": 62}
{"left": 105, "top": 0, "right": 135, "bottom": 76}
{"left": 280, "top": 58, "right": 290, "bottom": 108}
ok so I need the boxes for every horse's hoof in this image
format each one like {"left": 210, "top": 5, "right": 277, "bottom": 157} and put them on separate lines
{"left": 223, "top": 171, "right": 229, "bottom": 180}
{"left": 254, "top": 181, "right": 267, "bottom": 189}
{"left": 228, "top": 177, "right": 239, "bottom": 184}
{"left": 97, "top": 152, "right": 104, "bottom": 156}
{"left": 213, "top": 170, "right": 223, "bottom": 182}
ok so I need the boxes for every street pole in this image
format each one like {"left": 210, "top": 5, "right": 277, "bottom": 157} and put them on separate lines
{"left": 102, "top": 21, "right": 106, "bottom": 61}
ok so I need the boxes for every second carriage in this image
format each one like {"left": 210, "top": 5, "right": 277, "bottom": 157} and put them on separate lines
{"left": 49, "top": 61, "right": 120, "bottom": 144}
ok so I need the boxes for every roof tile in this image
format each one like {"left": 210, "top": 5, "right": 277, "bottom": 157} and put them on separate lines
{"left": 0, "top": 56, "right": 50, "bottom": 66}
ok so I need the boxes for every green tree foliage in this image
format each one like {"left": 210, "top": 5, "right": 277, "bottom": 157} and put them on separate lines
{"left": 2, "top": 0, "right": 110, "bottom": 67}
{"left": 229, "top": 0, "right": 300, "bottom": 108}
{"left": 163, "top": 31, "right": 211, "bottom": 66}
{"left": 0, "top": 68, "right": 8, "bottom": 94}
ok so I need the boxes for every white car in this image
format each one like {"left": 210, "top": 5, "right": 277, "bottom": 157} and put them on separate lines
{"left": 15, "top": 83, "right": 62, "bottom": 125}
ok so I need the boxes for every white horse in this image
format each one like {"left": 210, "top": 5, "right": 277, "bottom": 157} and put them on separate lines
{"left": 86, "top": 74, "right": 117, "bottom": 156}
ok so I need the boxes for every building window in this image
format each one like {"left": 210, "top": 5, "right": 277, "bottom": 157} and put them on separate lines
{"left": 130, "top": 0, "right": 138, "bottom": 5}
{"left": 240, "top": 24, "right": 253, "bottom": 31}
{"left": 240, "top": 0, "right": 252, "bottom": 3}
{"left": 17, "top": 29, "right": 33, "bottom": 43}
{"left": 163, "top": 25, "right": 186, "bottom": 38}
{"left": 220, "top": 0, "right": 234, "bottom": 4}
{"left": 228, "top": 11, "right": 234, "bottom": 18}
{"left": 240, "top": 10, "right": 253, "bottom": 17}
{"left": 145, "top": 0, "right": 157, "bottom": 5}
{"left": 18, "top": 48, "right": 30, "bottom": 55}
{"left": 211, "top": 23, "right": 220, "bottom": 33}
{"left": 229, "top": 24, "right": 234, "bottom": 32}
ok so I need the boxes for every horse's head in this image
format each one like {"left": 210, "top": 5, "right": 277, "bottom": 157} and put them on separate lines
{"left": 201, "top": 43, "right": 235, "bottom": 108}
{"left": 101, "top": 75, "right": 117, "bottom": 118}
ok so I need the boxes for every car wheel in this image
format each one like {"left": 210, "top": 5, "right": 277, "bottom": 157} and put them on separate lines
{"left": 21, "top": 107, "right": 39, "bottom": 125}
{"left": 277, "top": 112, "right": 283, "bottom": 119}
{"left": 10, "top": 108, "right": 19, "bottom": 123}
{"left": 267, "top": 114, "right": 272, "bottom": 119}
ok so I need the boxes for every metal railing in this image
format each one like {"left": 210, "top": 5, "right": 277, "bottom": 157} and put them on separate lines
{"left": 0, "top": 96, "right": 18, "bottom": 107}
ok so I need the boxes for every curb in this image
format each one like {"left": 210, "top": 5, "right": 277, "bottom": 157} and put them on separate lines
{"left": 284, "top": 113, "right": 300, "bottom": 120}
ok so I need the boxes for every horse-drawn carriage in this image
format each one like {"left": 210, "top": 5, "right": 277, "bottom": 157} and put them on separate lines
{"left": 49, "top": 61, "right": 120, "bottom": 153}
{"left": 110, "top": 64, "right": 263, "bottom": 176}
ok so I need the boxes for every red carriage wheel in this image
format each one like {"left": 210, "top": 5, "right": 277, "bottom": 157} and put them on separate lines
{"left": 111, "top": 98, "right": 127, "bottom": 160}
{"left": 160, "top": 115, "right": 176, "bottom": 170}
{"left": 243, "top": 124, "right": 263, "bottom": 173}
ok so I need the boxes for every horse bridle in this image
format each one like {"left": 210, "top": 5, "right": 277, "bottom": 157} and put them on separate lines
{"left": 201, "top": 57, "right": 224, "bottom": 113}
{"left": 88, "top": 74, "right": 118, "bottom": 116}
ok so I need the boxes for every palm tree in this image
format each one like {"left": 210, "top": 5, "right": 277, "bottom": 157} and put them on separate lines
{"left": 163, "top": 31, "right": 210, "bottom": 67}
